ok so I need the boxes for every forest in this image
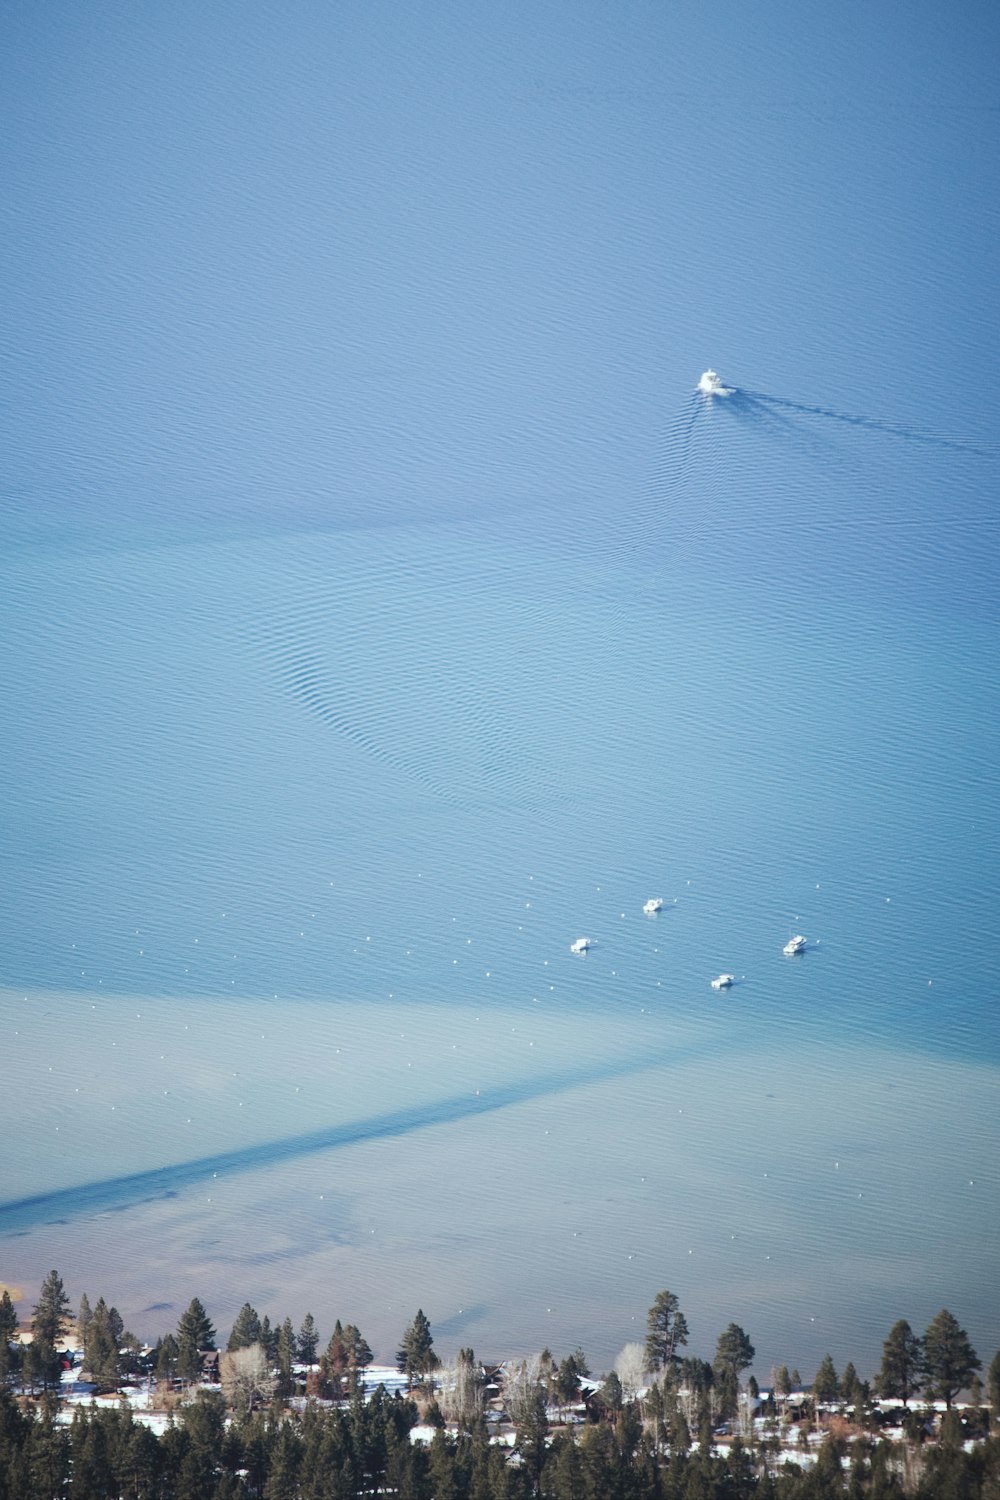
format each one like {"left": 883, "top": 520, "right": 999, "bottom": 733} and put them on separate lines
{"left": 1, "top": 1271, "right": 998, "bottom": 1499}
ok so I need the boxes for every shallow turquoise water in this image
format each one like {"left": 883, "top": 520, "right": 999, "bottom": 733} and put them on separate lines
{"left": 2, "top": 0, "right": 998, "bottom": 1376}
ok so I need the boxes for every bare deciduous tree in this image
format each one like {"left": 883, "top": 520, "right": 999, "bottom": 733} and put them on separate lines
{"left": 220, "top": 1343, "right": 275, "bottom": 1413}
{"left": 439, "top": 1348, "right": 484, "bottom": 1427}
{"left": 504, "top": 1354, "right": 546, "bottom": 1424}
{"left": 736, "top": 1386, "right": 756, "bottom": 1440}
{"left": 614, "top": 1342, "right": 649, "bottom": 1404}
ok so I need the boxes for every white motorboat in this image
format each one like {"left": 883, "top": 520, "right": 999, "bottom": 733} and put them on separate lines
{"left": 643, "top": 897, "right": 664, "bottom": 915}
{"left": 711, "top": 973, "right": 735, "bottom": 990}
{"left": 570, "top": 937, "right": 593, "bottom": 954}
{"left": 698, "top": 369, "right": 731, "bottom": 396}
{"left": 783, "top": 935, "right": 807, "bottom": 956}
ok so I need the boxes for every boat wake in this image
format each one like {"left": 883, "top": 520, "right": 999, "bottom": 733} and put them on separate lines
{"left": 614, "top": 367, "right": 999, "bottom": 571}
{"left": 648, "top": 392, "right": 701, "bottom": 494}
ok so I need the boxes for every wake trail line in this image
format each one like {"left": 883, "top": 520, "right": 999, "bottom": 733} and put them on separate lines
{"left": 644, "top": 393, "right": 702, "bottom": 499}
{"left": 0, "top": 1036, "right": 726, "bottom": 1234}
{"left": 610, "top": 393, "right": 703, "bottom": 562}
{"left": 742, "top": 389, "right": 995, "bottom": 458}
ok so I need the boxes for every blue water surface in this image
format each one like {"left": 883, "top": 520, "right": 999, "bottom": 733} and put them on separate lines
{"left": 2, "top": 0, "right": 998, "bottom": 1374}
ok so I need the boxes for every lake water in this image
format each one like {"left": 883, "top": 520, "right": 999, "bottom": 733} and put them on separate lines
{"left": 2, "top": 0, "right": 998, "bottom": 1379}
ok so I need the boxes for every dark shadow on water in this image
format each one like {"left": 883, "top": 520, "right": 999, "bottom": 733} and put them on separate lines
{"left": 0, "top": 1036, "right": 725, "bottom": 1236}
{"left": 742, "top": 389, "right": 990, "bottom": 457}
{"left": 433, "top": 1304, "right": 490, "bottom": 1338}
{"left": 719, "top": 389, "right": 796, "bottom": 429}
{"left": 712, "top": 389, "right": 833, "bottom": 454}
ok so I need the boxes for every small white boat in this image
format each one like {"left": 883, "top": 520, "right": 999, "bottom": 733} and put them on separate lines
{"left": 711, "top": 973, "right": 735, "bottom": 990}
{"left": 698, "top": 369, "right": 732, "bottom": 396}
{"left": 570, "top": 937, "right": 593, "bottom": 954}
{"left": 643, "top": 897, "right": 664, "bottom": 915}
{"left": 783, "top": 935, "right": 807, "bottom": 956}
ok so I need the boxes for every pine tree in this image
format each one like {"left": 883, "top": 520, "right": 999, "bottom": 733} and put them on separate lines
{"left": 125, "top": 1422, "right": 162, "bottom": 1500}
{"left": 538, "top": 1347, "right": 556, "bottom": 1400}
{"left": 554, "top": 1354, "right": 583, "bottom": 1410}
{"left": 923, "top": 1308, "right": 981, "bottom": 1408}
{"left": 809, "top": 1362, "right": 839, "bottom": 1404}
{"left": 155, "top": 1333, "right": 179, "bottom": 1383}
{"left": 176, "top": 1298, "right": 216, "bottom": 1383}
{"left": 297, "top": 1312, "right": 319, "bottom": 1365}
{"left": 713, "top": 1324, "right": 755, "bottom": 1420}
{"left": 32, "top": 1271, "right": 71, "bottom": 1351}
{"left": 27, "top": 1393, "right": 69, "bottom": 1500}
{"left": 714, "top": 1323, "right": 755, "bottom": 1380}
{"left": 184, "top": 1386, "right": 227, "bottom": 1441}
{"left": 841, "top": 1361, "right": 864, "bottom": 1413}
{"left": 32, "top": 1271, "right": 72, "bottom": 1389}
{"left": 515, "top": 1389, "right": 548, "bottom": 1494}
{"left": 0, "top": 1290, "right": 17, "bottom": 1340}
{"left": 466, "top": 1416, "right": 501, "bottom": 1500}
{"left": 427, "top": 1429, "right": 458, "bottom": 1500}
{"left": 84, "top": 1297, "right": 121, "bottom": 1391}
{"left": 813, "top": 1354, "right": 839, "bottom": 1407}
{"left": 69, "top": 1406, "right": 114, "bottom": 1500}
{"left": 0, "top": 1388, "right": 31, "bottom": 1496}
{"left": 396, "top": 1309, "right": 440, "bottom": 1389}
{"left": 774, "top": 1364, "right": 792, "bottom": 1409}
{"left": 988, "top": 1350, "right": 1000, "bottom": 1428}
{"left": 22, "top": 1338, "right": 43, "bottom": 1395}
{"left": 227, "top": 1303, "right": 263, "bottom": 1352}
{"left": 877, "top": 1319, "right": 924, "bottom": 1407}
{"left": 238, "top": 1410, "right": 273, "bottom": 1498}
{"left": 810, "top": 1433, "right": 848, "bottom": 1500}
{"left": 76, "top": 1293, "right": 92, "bottom": 1350}
{"left": 342, "top": 1324, "right": 373, "bottom": 1396}
{"left": 276, "top": 1318, "right": 296, "bottom": 1398}
{"left": 581, "top": 1422, "right": 616, "bottom": 1499}
{"left": 551, "top": 1431, "right": 585, "bottom": 1500}
{"left": 600, "top": 1370, "right": 623, "bottom": 1417}
{"left": 645, "top": 1290, "right": 689, "bottom": 1373}
{"left": 325, "top": 1320, "right": 347, "bottom": 1400}
{"left": 0, "top": 1291, "right": 18, "bottom": 1386}
{"left": 264, "top": 1422, "right": 302, "bottom": 1500}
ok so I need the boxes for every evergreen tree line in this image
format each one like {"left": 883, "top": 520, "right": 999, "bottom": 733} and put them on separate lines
{"left": 3, "top": 1274, "right": 999, "bottom": 1499}
{"left": 2, "top": 1275, "right": 445, "bottom": 1406}
{"left": 3, "top": 1385, "right": 1000, "bottom": 1500}
{"left": 642, "top": 1292, "right": 989, "bottom": 1418}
